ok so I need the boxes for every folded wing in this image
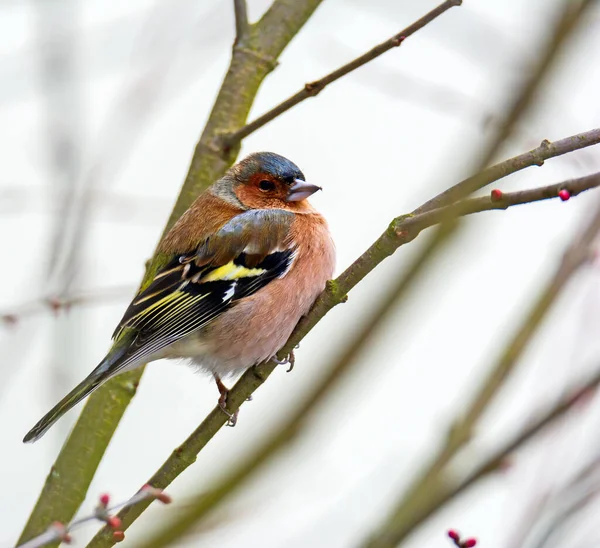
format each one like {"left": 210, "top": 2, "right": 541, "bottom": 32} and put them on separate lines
{"left": 111, "top": 209, "right": 296, "bottom": 369}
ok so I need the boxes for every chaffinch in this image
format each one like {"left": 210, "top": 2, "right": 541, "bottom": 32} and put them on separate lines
{"left": 24, "top": 152, "right": 335, "bottom": 442}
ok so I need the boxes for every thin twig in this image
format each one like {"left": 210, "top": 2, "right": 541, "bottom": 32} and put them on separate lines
{"left": 17, "top": 487, "right": 171, "bottom": 548}
{"left": 414, "top": 129, "right": 600, "bottom": 215}
{"left": 221, "top": 0, "right": 462, "bottom": 147}
{"left": 1, "top": 286, "right": 133, "bottom": 328}
{"left": 400, "top": 172, "right": 600, "bottom": 235}
{"left": 89, "top": 171, "right": 600, "bottom": 547}
{"left": 233, "top": 0, "right": 249, "bottom": 43}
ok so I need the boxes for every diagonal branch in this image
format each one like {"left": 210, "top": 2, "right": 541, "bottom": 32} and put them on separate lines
{"left": 401, "top": 172, "right": 600, "bottom": 233}
{"left": 88, "top": 165, "right": 600, "bottom": 546}
{"left": 414, "top": 129, "right": 600, "bottom": 214}
{"left": 221, "top": 0, "right": 462, "bottom": 147}
{"left": 128, "top": 174, "right": 600, "bottom": 548}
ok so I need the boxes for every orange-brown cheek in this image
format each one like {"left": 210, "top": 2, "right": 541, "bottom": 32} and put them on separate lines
{"left": 235, "top": 184, "right": 286, "bottom": 209}
{"left": 235, "top": 185, "right": 317, "bottom": 212}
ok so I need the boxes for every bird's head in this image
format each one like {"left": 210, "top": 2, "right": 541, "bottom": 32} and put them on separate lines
{"left": 216, "top": 152, "right": 322, "bottom": 211}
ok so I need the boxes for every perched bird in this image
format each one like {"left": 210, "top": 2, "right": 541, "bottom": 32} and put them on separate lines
{"left": 24, "top": 152, "right": 335, "bottom": 443}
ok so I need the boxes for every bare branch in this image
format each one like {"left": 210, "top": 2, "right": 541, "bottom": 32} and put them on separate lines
{"left": 415, "top": 129, "right": 600, "bottom": 214}
{"left": 1, "top": 286, "right": 133, "bottom": 328}
{"left": 233, "top": 0, "right": 249, "bottom": 43}
{"left": 17, "top": 487, "right": 171, "bottom": 548}
{"left": 400, "top": 172, "right": 600, "bottom": 236}
{"left": 221, "top": 0, "right": 462, "bottom": 147}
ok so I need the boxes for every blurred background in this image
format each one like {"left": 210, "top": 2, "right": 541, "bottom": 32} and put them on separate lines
{"left": 2, "top": 0, "right": 600, "bottom": 546}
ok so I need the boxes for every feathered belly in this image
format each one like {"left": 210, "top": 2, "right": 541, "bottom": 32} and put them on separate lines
{"left": 164, "top": 229, "right": 335, "bottom": 378}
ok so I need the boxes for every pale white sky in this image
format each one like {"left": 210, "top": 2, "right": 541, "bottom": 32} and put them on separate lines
{"left": 2, "top": 1, "right": 600, "bottom": 547}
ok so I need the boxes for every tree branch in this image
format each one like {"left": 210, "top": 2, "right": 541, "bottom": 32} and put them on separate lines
{"left": 233, "top": 0, "right": 249, "bottom": 43}
{"left": 1, "top": 286, "right": 133, "bottom": 328}
{"left": 400, "top": 171, "right": 600, "bottom": 234}
{"left": 18, "top": 1, "right": 325, "bottom": 545}
{"left": 88, "top": 168, "right": 600, "bottom": 546}
{"left": 17, "top": 487, "right": 171, "bottom": 548}
{"left": 415, "top": 129, "right": 600, "bottom": 214}
{"left": 221, "top": 0, "right": 462, "bottom": 147}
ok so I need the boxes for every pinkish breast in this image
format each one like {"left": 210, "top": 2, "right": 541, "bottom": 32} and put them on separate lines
{"left": 195, "top": 212, "right": 335, "bottom": 377}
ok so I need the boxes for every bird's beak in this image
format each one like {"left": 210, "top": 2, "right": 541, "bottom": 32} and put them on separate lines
{"left": 286, "top": 179, "right": 322, "bottom": 202}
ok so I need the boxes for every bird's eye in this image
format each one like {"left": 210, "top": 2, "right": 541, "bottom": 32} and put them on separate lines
{"left": 258, "top": 180, "right": 276, "bottom": 192}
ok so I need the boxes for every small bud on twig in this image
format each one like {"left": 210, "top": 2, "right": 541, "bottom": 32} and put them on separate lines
{"left": 447, "top": 529, "right": 460, "bottom": 542}
{"left": 141, "top": 484, "right": 172, "bottom": 504}
{"left": 558, "top": 189, "right": 571, "bottom": 201}
{"left": 107, "top": 516, "right": 122, "bottom": 530}
{"left": 490, "top": 189, "right": 503, "bottom": 201}
{"left": 446, "top": 528, "right": 477, "bottom": 547}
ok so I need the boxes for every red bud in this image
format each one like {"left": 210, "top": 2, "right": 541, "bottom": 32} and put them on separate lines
{"left": 141, "top": 484, "right": 172, "bottom": 504}
{"left": 558, "top": 189, "right": 570, "bottom": 201}
{"left": 107, "top": 516, "right": 122, "bottom": 530}
{"left": 490, "top": 189, "right": 503, "bottom": 201}
{"left": 113, "top": 531, "right": 125, "bottom": 542}
{"left": 99, "top": 493, "right": 110, "bottom": 506}
{"left": 463, "top": 539, "right": 477, "bottom": 547}
{"left": 447, "top": 529, "right": 460, "bottom": 541}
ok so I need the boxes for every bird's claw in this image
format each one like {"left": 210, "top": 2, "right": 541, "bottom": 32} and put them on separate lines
{"left": 220, "top": 403, "right": 238, "bottom": 427}
{"left": 215, "top": 375, "right": 238, "bottom": 427}
{"left": 272, "top": 350, "right": 296, "bottom": 372}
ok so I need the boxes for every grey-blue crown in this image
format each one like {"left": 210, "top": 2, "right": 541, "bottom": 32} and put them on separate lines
{"left": 243, "top": 151, "right": 305, "bottom": 183}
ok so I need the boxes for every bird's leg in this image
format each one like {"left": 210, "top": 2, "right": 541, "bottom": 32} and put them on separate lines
{"left": 271, "top": 350, "right": 296, "bottom": 372}
{"left": 214, "top": 374, "right": 238, "bottom": 427}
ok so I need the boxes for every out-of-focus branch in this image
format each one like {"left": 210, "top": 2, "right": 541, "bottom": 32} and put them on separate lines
{"left": 18, "top": 1, "right": 324, "bottom": 545}
{"left": 89, "top": 169, "right": 600, "bottom": 547}
{"left": 1, "top": 286, "right": 133, "bottom": 328}
{"left": 363, "top": 364, "right": 600, "bottom": 548}
{"left": 508, "top": 450, "right": 600, "bottom": 547}
{"left": 222, "top": 0, "right": 462, "bottom": 147}
{"left": 361, "top": 194, "right": 600, "bottom": 548}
